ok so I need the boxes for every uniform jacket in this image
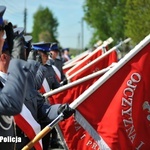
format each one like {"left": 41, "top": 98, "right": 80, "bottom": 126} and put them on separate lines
{"left": 35, "top": 64, "right": 47, "bottom": 90}
{"left": 45, "top": 59, "right": 60, "bottom": 90}
{"left": 53, "top": 56, "right": 67, "bottom": 82}
{"left": 0, "top": 59, "right": 31, "bottom": 150}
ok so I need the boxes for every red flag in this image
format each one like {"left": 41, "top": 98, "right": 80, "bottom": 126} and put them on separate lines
{"left": 48, "top": 69, "right": 108, "bottom": 150}
{"left": 66, "top": 46, "right": 104, "bottom": 77}
{"left": 69, "top": 50, "right": 118, "bottom": 82}
{"left": 66, "top": 37, "right": 113, "bottom": 77}
{"left": 74, "top": 35, "right": 150, "bottom": 149}
{"left": 63, "top": 50, "right": 90, "bottom": 74}
{"left": 56, "top": 115, "right": 101, "bottom": 150}
{"left": 49, "top": 74, "right": 99, "bottom": 105}
{"left": 64, "top": 50, "right": 89, "bottom": 67}
{"left": 63, "top": 63, "right": 77, "bottom": 74}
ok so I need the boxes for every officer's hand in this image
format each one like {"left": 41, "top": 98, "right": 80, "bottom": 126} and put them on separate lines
{"left": 11, "top": 35, "right": 26, "bottom": 60}
{"left": 36, "top": 53, "right": 42, "bottom": 63}
{"left": 60, "top": 78, "right": 68, "bottom": 86}
{"left": 4, "top": 22, "right": 14, "bottom": 54}
{"left": 63, "top": 78, "right": 68, "bottom": 85}
{"left": 57, "top": 103, "right": 75, "bottom": 119}
{"left": 28, "top": 50, "right": 37, "bottom": 60}
{"left": 28, "top": 50, "right": 42, "bottom": 63}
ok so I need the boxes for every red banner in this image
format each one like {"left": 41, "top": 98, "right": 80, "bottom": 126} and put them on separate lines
{"left": 49, "top": 74, "right": 101, "bottom": 149}
{"left": 49, "top": 75, "right": 99, "bottom": 105}
{"left": 50, "top": 36, "right": 150, "bottom": 149}
{"left": 66, "top": 47, "right": 103, "bottom": 77}
{"left": 63, "top": 51, "right": 89, "bottom": 74}
{"left": 70, "top": 50, "right": 117, "bottom": 82}
{"left": 76, "top": 40, "right": 150, "bottom": 149}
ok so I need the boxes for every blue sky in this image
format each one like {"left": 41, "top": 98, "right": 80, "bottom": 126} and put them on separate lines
{"left": 1, "top": 0, "right": 93, "bottom": 49}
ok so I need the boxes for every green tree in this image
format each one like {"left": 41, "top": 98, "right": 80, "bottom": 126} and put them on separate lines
{"left": 83, "top": 0, "right": 126, "bottom": 46}
{"left": 39, "top": 31, "right": 52, "bottom": 42}
{"left": 32, "top": 6, "right": 59, "bottom": 43}
{"left": 124, "top": 0, "right": 150, "bottom": 45}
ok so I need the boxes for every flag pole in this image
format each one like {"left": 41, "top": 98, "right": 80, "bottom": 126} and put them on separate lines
{"left": 66, "top": 37, "right": 113, "bottom": 75}
{"left": 22, "top": 34, "right": 150, "bottom": 150}
{"left": 63, "top": 50, "right": 89, "bottom": 67}
{"left": 44, "top": 66, "right": 111, "bottom": 97}
{"left": 67, "top": 38, "right": 131, "bottom": 82}
{"left": 22, "top": 113, "right": 64, "bottom": 150}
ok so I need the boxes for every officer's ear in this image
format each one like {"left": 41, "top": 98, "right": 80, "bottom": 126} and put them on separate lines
{"left": 0, "top": 52, "right": 10, "bottom": 62}
{"left": 0, "top": 53, "right": 7, "bottom": 62}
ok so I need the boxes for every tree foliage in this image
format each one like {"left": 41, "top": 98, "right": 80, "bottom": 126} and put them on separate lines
{"left": 83, "top": 0, "right": 150, "bottom": 47}
{"left": 83, "top": 0, "right": 126, "bottom": 46}
{"left": 124, "top": 0, "right": 150, "bottom": 45}
{"left": 32, "top": 6, "right": 59, "bottom": 43}
{"left": 39, "top": 31, "right": 52, "bottom": 42}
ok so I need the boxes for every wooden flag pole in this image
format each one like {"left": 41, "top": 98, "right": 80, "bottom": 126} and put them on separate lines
{"left": 22, "top": 113, "right": 64, "bottom": 150}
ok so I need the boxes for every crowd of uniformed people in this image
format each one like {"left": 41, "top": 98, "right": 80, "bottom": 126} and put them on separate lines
{"left": 0, "top": 5, "right": 74, "bottom": 150}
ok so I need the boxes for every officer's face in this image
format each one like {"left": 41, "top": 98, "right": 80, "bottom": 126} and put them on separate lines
{"left": 38, "top": 51, "right": 48, "bottom": 65}
{"left": 0, "top": 49, "right": 11, "bottom": 73}
{"left": 64, "top": 50, "right": 69, "bottom": 55}
{"left": 50, "top": 51, "right": 58, "bottom": 60}
{"left": 1, "top": 52, "right": 11, "bottom": 73}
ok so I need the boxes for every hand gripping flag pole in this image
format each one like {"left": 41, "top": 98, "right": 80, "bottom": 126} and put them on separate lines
{"left": 22, "top": 113, "right": 64, "bottom": 150}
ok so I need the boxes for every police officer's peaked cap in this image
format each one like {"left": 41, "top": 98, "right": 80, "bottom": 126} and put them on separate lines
{"left": 32, "top": 42, "right": 51, "bottom": 52}
{"left": 63, "top": 48, "right": 69, "bottom": 51}
{"left": 0, "top": 6, "right": 6, "bottom": 26}
{"left": 49, "top": 43, "right": 59, "bottom": 51}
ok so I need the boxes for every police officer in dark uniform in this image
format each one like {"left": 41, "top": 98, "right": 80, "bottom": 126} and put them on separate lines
{"left": 24, "top": 36, "right": 48, "bottom": 90}
{"left": 31, "top": 42, "right": 62, "bottom": 150}
{"left": 61, "top": 48, "right": 71, "bottom": 63}
{"left": 31, "top": 42, "right": 60, "bottom": 90}
{"left": 0, "top": 6, "right": 33, "bottom": 150}
{"left": 49, "top": 43, "right": 68, "bottom": 85}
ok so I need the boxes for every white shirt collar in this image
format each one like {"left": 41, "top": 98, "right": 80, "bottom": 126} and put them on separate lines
{"left": 0, "top": 71, "right": 8, "bottom": 81}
